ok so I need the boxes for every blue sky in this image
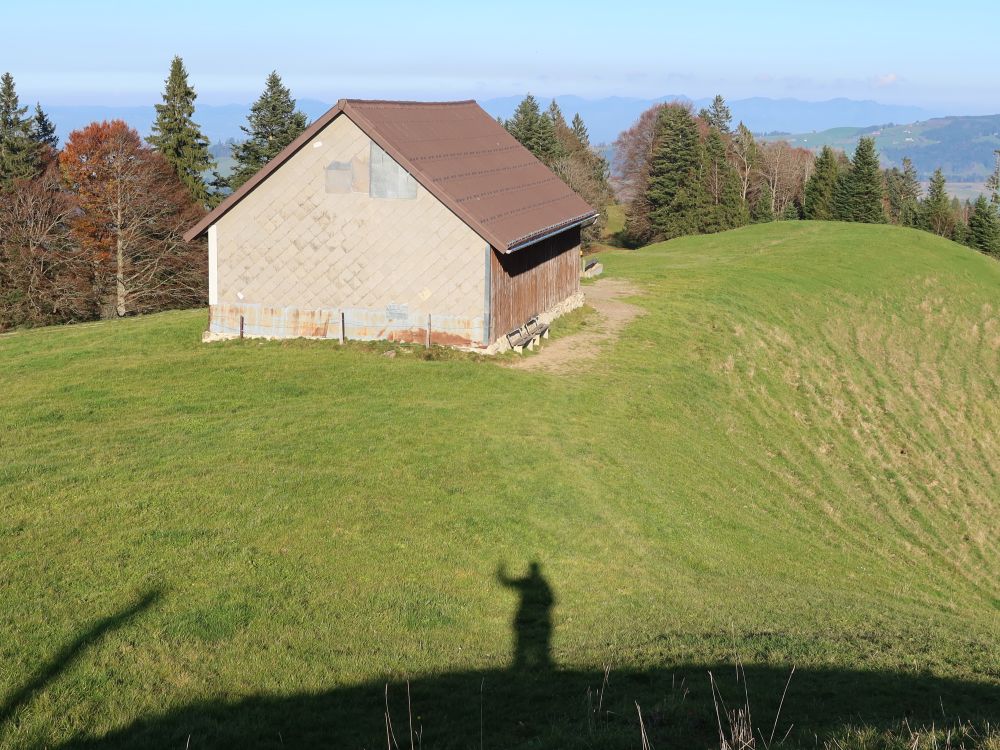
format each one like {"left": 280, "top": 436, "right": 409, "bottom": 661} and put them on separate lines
{"left": 5, "top": 0, "right": 998, "bottom": 111}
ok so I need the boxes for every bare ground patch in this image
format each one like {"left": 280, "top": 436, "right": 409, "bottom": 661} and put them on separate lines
{"left": 510, "top": 278, "right": 644, "bottom": 373}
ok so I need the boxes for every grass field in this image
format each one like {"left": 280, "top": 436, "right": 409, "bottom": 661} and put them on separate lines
{"left": 1, "top": 222, "right": 998, "bottom": 749}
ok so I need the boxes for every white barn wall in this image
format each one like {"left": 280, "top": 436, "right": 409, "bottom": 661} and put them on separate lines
{"left": 210, "top": 115, "right": 486, "bottom": 345}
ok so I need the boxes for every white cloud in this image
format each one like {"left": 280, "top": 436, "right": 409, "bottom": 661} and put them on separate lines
{"left": 873, "top": 73, "right": 900, "bottom": 88}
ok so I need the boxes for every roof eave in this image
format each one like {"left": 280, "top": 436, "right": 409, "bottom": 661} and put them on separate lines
{"left": 502, "top": 211, "right": 600, "bottom": 254}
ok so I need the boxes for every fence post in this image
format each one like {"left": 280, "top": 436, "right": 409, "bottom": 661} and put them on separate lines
{"left": 340, "top": 311, "right": 346, "bottom": 345}
{"left": 239, "top": 315, "right": 244, "bottom": 339}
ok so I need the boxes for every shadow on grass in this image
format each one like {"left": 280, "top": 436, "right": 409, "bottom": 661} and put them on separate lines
{"left": 0, "top": 589, "right": 163, "bottom": 728}
{"left": 53, "top": 566, "right": 999, "bottom": 749}
{"left": 56, "top": 658, "right": 1000, "bottom": 749}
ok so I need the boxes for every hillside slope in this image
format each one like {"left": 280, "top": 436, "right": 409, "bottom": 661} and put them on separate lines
{"left": 1, "top": 223, "right": 998, "bottom": 748}
{"left": 764, "top": 114, "right": 1000, "bottom": 189}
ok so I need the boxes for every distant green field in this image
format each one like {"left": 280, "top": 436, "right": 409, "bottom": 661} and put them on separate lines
{"left": 762, "top": 113, "right": 1000, "bottom": 194}
{"left": 1, "top": 223, "right": 998, "bottom": 748}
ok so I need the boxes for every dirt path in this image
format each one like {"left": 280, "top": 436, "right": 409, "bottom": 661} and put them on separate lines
{"left": 511, "top": 277, "right": 644, "bottom": 373}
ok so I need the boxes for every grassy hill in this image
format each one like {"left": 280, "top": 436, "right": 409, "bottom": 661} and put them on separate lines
{"left": 1, "top": 223, "right": 998, "bottom": 749}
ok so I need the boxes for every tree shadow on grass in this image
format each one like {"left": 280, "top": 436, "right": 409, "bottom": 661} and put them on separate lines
{"left": 57, "top": 655, "right": 1000, "bottom": 749}
{"left": 18, "top": 571, "right": 1000, "bottom": 749}
{"left": 0, "top": 588, "right": 163, "bottom": 729}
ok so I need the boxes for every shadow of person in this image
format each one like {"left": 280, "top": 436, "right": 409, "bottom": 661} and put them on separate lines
{"left": 496, "top": 561, "right": 555, "bottom": 672}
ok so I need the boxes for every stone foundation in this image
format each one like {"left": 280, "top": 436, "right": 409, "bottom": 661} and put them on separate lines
{"left": 484, "top": 291, "right": 585, "bottom": 354}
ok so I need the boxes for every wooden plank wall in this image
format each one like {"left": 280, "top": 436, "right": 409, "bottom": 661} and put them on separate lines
{"left": 490, "top": 226, "right": 581, "bottom": 341}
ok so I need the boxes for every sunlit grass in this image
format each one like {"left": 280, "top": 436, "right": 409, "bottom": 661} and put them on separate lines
{"left": 1, "top": 221, "right": 998, "bottom": 748}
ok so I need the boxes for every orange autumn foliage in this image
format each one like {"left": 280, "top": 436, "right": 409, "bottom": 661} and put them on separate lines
{"left": 59, "top": 120, "right": 205, "bottom": 317}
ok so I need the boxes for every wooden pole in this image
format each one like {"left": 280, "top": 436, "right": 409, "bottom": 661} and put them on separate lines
{"left": 340, "top": 311, "right": 345, "bottom": 345}
{"left": 239, "top": 315, "right": 244, "bottom": 339}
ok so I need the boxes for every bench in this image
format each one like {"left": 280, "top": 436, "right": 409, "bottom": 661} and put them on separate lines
{"left": 506, "top": 327, "right": 536, "bottom": 353}
{"left": 505, "top": 316, "right": 549, "bottom": 353}
{"left": 525, "top": 316, "right": 550, "bottom": 340}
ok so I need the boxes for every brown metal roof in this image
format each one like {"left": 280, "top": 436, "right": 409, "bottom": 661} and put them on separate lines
{"left": 184, "top": 99, "right": 597, "bottom": 252}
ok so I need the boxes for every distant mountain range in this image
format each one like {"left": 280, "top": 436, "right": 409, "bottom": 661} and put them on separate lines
{"left": 43, "top": 96, "right": 937, "bottom": 147}
{"left": 762, "top": 115, "right": 1000, "bottom": 195}
{"left": 43, "top": 96, "right": 997, "bottom": 196}
{"left": 479, "top": 96, "right": 935, "bottom": 144}
{"left": 44, "top": 99, "right": 334, "bottom": 147}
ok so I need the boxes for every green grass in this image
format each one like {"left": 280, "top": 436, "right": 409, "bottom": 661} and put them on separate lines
{"left": 603, "top": 203, "right": 626, "bottom": 239}
{"left": 1, "top": 222, "right": 998, "bottom": 748}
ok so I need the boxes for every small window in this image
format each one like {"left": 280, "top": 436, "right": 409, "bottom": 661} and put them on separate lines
{"left": 369, "top": 142, "right": 417, "bottom": 199}
{"left": 325, "top": 160, "right": 352, "bottom": 194}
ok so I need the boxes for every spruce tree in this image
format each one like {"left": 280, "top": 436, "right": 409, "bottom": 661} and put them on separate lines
{"left": 547, "top": 99, "right": 567, "bottom": 131}
{"left": 835, "top": 137, "right": 884, "bottom": 223}
{"left": 883, "top": 158, "right": 921, "bottom": 226}
{"left": 571, "top": 113, "right": 589, "bottom": 147}
{"left": 148, "top": 56, "right": 215, "bottom": 204}
{"left": 645, "top": 105, "right": 704, "bottom": 240}
{"left": 506, "top": 94, "right": 561, "bottom": 165}
{"left": 698, "top": 94, "right": 732, "bottom": 134}
{"left": 29, "top": 103, "right": 58, "bottom": 149}
{"left": 986, "top": 149, "right": 1000, "bottom": 206}
{"left": 968, "top": 195, "right": 1000, "bottom": 255}
{"left": 700, "top": 126, "right": 744, "bottom": 232}
{"left": 227, "top": 71, "right": 308, "bottom": 191}
{"left": 921, "top": 169, "right": 954, "bottom": 237}
{"left": 0, "top": 72, "right": 40, "bottom": 187}
{"left": 751, "top": 185, "right": 775, "bottom": 223}
{"left": 781, "top": 201, "right": 801, "bottom": 220}
{"left": 803, "top": 145, "right": 840, "bottom": 220}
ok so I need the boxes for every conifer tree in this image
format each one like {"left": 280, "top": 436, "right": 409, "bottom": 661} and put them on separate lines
{"left": 29, "top": 103, "right": 58, "bottom": 149}
{"left": 921, "top": 169, "right": 954, "bottom": 237}
{"left": 571, "top": 113, "right": 589, "bottom": 147}
{"left": 884, "top": 159, "right": 922, "bottom": 227}
{"left": 986, "top": 149, "right": 1000, "bottom": 206}
{"left": 0, "top": 72, "right": 41, "bottom": 187}
{"left": 645, "top": 105, "right": 704, "bottom": 240}
{"left": 147, "top": 56, "right": 215, "bottom": 204}
{"left": 968, "top": 195, "right": 1000, "bottom": 255}
{"left": 506, "top": 94, "right": 561, "bottom": 165}
{"left": 698, "top": 94, "right": 732, "bottom": 134}
{"left": 226, "top": 71, "right": 308, "bottom": 191}
{"left": 803, "top": 146, "right": 840, "bottom": 220}
{"left": 751, "top": 184, "right": 775, "bottom": 223}
{"left": 781, "top": 201, "right": 801, "bottom": 220}
{"left": 833, "top": 137, "right": 883, "bottom": 223}
{"left": 547, "top": 99, "right": 567, "bottom": 131}
{"left": 701, "top": 126, "right": 745, "bottom": 232}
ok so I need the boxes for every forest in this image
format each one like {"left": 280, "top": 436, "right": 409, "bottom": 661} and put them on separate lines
{"left": 2, "top": 61, "right": 998, "bottom": 333}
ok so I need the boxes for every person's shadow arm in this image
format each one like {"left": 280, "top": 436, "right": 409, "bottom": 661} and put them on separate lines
{"left": 496, "top": 563, "right": 514, "bottom": 588}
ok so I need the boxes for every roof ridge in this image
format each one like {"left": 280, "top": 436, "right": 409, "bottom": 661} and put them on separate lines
{"left": 183, "top": 98, "right": 597, "bottom": 252}
{"left": 340, "top": 98, "right": 477, "bottom": 107}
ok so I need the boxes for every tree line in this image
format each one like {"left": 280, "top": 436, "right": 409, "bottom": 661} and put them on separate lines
{"left": 613, "top": 95, "right": 1000, "bottom": 257}
{"left": 499, "top": 95, "right": 613, "bottom": 245}
{"left": 0, "top": 60, "right": 311, "bottom": 330}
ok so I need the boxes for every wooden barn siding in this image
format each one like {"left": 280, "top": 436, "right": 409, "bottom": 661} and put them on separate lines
{"left": 489, "top": 227, "right": 581, "bottom": 341}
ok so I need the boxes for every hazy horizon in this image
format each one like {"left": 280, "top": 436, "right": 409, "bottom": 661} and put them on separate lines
{"left": 6, "top": 0, "right": 999, "bottom": 113}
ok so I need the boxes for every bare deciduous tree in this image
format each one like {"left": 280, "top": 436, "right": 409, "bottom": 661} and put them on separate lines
{"left": 0, "top": 158, "right": 92, "bottom": 329}
{"left": 59, "top": 120, "right": 205, "bottom": 318}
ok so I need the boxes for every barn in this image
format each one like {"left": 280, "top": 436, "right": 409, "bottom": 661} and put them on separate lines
{"left": 184, "top": 99, "right": 598, "bottom": 351}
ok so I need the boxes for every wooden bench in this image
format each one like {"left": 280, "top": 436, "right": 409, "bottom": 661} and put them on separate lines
{"left": 525, "top": 316, "right": 549, "bottom": 340}
{"left": 506, "top": 327, "right": 536, "bottom": 353}
{"left": 505, "top": 317, "right": 549, "bottom": 353}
